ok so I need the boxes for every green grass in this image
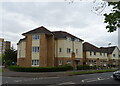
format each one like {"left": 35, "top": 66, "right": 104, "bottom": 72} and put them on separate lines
{"left": 67, "top": 68, "right": 118, "bottom": 75}
{"left": 0, "top": 68, "right": 2, "bottom": 72}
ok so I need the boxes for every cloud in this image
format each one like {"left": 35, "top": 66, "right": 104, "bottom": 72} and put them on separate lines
{"left": 1, "top": 2, "right": 118, "bottom": 49}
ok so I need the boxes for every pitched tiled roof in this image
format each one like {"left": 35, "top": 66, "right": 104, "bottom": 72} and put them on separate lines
{"left": 100, "top": 46, "right": 116, "bottom": 54}
{"left": 22, "top": 26, "right": 52, "bottom": 35}
{"left": 83, "top": 42, "right": 99, "bottom": 52}
{"left": 52, "top": 31, "right": 83, "bottom": 41}
{"left": 17, "top": 38, "right": 26, "bottom": 45}
{"left": 83, "top": 42, "right": 116, "bottom": 54}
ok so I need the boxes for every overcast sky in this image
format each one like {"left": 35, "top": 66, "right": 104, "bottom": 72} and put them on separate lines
{"left": 0, "top": 0, "right": 118, "bottom": 49}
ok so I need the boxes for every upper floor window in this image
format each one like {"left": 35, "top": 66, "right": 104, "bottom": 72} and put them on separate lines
{"left": 67, "top": 48, "right": 71, "bottom": 53}
{"left": 94, "top": 52, "right": 96, "bottom": 55}
{"left": 104, "top": 53, "right": 105, "bottom": 56}
{"left": 76, "top": 49, "right": 78, "bottom": 54}
{"left": 119, "top": 55, "right": 120, "bottom": 58}
{"left": 66, "top": 37, "right": 71, "bottom": 41}
{"left": 32, "top": 47, "right": 39, "bottom": 52}
{"left": 113, "top": 54, "right": 115, "bottom": 57}
{"left": 90, "top": 51, "right": 92, "bottom": 56}
{"left": 59, "top": 48, "right": 62, "bottom": 53}
{"left": 33, "top": 34, "right": 40, "bottom": 40}
{"left": 100, "top": 52, "right": 102, "bottom": 56}
{"left": 75, "top": 39, "right": 79, "bottom": 42}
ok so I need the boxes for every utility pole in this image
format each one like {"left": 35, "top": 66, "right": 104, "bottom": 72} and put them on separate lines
{"left": 108, "top": 43, "right": 111, "bottom": 68}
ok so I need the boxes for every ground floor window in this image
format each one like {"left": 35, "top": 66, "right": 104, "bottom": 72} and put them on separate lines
{"left": 58, "top": 60, "right": 62, "bottom": 65}
{"left": 32, "top": 60, "right": 39, "bottom": 66}
{"left": 67, "top": 60, "right": 71, "bottom": 64}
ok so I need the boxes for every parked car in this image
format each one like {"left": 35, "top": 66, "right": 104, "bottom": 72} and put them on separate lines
{"left": 113, "top": 69, "right": 120, "bottom": 80}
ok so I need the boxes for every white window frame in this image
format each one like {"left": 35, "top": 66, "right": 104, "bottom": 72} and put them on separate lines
{"left": 32, "top": 60, "right": 39, "bottom": 66}
{"left": 33, "top": 34, "right": 40, "bottom": 40}
{"left": 32, "top": 46, "right": 39, "bottom": 52}
{"left": 58, "top": 60, "right": 62, "bottom": 65}
{"left": 67, "top": 60, "right": 71, "bottom": 64}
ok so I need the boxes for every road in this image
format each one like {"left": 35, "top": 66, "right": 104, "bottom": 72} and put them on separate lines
{"left": 2, "top": 72, "right": 120, "bottom": 85}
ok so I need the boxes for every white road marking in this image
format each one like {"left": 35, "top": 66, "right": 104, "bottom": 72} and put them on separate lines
{"left": 7, "top": 77, "right": 12, "bottom": 78}
{"left": 81, "top": 80, "right": 84, "bottom": 82}
{"left": 110, "top": 76, "right": 113, "bottom": 78}
{"left": 5, "top": 81, "right": 8, "bottom": 83}
{"left": 58, "top": 81, "right": 75, "bottom": 85}
{"left": 82, "top": 77, "right": 110, "bottom": 83}
{"left": 14, "top": 80, "right": 22, "bottom": 83}
{"left": 98, "top": 78, "right": 100, "bottom": 80}
{"left": 87, "top": 79, "right": 98, "bottom": 82}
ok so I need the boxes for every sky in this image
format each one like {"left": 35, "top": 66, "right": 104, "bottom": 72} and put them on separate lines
{"left": 0, "top": 0, "right": 119, "bottom": 49}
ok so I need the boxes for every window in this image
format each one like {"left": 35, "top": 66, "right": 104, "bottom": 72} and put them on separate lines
{"left": 58, "top": 60, "right": 62, "bottom": 65}
{"left": 94, "top": 52, "right": 96, "bottom": 55}
{"left": 94, "top": 61, "right": 96, "bottom": 65}
{"left": 33, "top": 34, "right": 40, "bottom": 40}
{"left": 104, "top": 53, "right": 105, "bottom": 56}
{"left": 32, "top": 47, "right": 39, "bottom": 52}
{"left": 90, "top": 51, "right": 92, "bottom": 56}
{"left": 113, "top": 54, "right": 115, "bottom": 57}
{"left": 75, "top": 39, "right": 79, "bottom": 42}
{"left": 32, "top": 60, "right": 39, "bottom": 66}
{"left": 67, "top": 60, "right": 71, "bottom": 64}
{"left": 76, "top": 49, "right": 78, "bottom": 54}
{"left": 119, "top": 55, "right": 120, "bottom": 57}
{"left": 59, "top": 48, "right": 62, "bottom": 52}
{"left": 67, "top": 48, "right": 71, "bottom": 53}
{"left": 100, "top": 52, "right": 102, "bottom": 56}
{"left": 66, "top": 37, "right": 71, "bottom": 41}
{"left": 100, "top": 61, "right": 102, "bottom": 66}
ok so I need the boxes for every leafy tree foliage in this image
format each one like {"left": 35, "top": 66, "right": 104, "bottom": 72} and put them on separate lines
{"left": 104, "top": 1, "right": 120, "bottom": 32}
{"left": 2, "top": 48, "right": 17, "bottom": 66}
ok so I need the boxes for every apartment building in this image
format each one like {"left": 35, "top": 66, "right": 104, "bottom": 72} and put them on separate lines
{"left": 100, "top": 46, "right": 120, "bottom": 67}
{"left": 0, "top": 38, "right": 11, "bottom": 57}
{"left": 53, "top": 31, "right": 83, "bottom": 66}
{"left": 83, "top": 42, "right": 120, "bottom": 68}
{"left": 17, "top": 26, "right": 83, "bottom": 67}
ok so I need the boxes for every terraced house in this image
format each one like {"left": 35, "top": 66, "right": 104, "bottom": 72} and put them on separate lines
{"left": 17, "top": 26, "right": 83, "bottom": 67}
{"left": 83, "top": 42, "right": 120, "bottom": 68}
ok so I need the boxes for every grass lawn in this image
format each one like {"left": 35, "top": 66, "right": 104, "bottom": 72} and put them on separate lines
{"left": 66, "top": 68, "right": 118, "bottom": 75}
{"left": 0, "top": 68, "right": 2, "bottom": 72}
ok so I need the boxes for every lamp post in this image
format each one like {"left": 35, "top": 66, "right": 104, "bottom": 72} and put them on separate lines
{"left": 108, "top": 43, "right": 111, "bottom": 68}
{"left": 71, "top": 38, "right": 77, "bottom": 70}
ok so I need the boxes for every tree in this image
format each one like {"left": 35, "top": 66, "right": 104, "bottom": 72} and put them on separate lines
{"left": 65, "top": 0, "right": 120, "bottom": 32}
{"left": 2, "top": 48, "right": 17, "bottom": 66}
{"left": 104, "top": 1, "right": 120, "bottom": 32}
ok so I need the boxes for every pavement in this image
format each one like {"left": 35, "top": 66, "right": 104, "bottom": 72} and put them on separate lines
{"left": 2, "top": 68, "right": 79, "bottom": 78}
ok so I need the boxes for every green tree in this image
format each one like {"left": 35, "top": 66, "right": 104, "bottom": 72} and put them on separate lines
{"left": 2, "top": 48, "right": 17, "bottom": 66}
{"left": 104, "top": 1, "right": 120, "bottom": 32}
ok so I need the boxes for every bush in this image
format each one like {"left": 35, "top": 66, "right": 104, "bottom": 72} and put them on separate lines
{"left": 6, "top": 60, "right": 13, "bottom": 66}
{"left": 8, "top": 65, "right": 73, "bottom": 72}
{"left": 77, "top": 65, "right": 91, "bottom": 70}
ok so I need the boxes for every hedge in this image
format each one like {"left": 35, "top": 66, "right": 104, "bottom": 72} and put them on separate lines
{"left": 8, "top": 65, "right": 73, "bottom": 72}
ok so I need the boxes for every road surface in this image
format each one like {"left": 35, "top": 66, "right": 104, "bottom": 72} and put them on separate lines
{"left": 2, "top": 72, "right": 120, "bottom": 85}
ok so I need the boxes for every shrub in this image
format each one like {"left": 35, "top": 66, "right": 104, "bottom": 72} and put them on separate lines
{"left": 77, "top": 65, "right": 91, "bottom": 70}
{"left": 8, "top": 65, "right": 73, "bottom": 72}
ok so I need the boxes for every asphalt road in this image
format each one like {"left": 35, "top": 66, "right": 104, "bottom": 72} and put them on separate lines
{"left": 2, "top": 72, "right": 120, "bottom": 85}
